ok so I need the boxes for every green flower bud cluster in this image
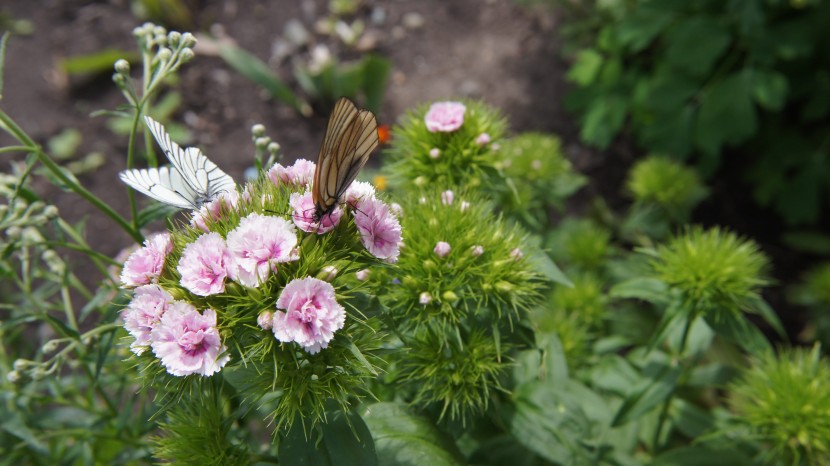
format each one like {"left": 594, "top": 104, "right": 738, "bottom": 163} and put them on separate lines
{"left": 385, "top": 100, "right": 507, "bottom": 190}
{"left": 626, "top": 156, "right": 707, "bottom": 219}
{"left": 729, "top": 345, "right": 830, "bottom": 465}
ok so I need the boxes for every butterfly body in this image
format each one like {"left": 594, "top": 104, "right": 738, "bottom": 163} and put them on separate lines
{"left": 119, "top": 117, "right": 236, "bottom": 210}
{"left": 312, "top": 97, "right": 379, "bottom": 221}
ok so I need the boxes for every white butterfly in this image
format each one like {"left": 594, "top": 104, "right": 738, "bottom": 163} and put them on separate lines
{"left": 119, "top": 117, "right": 236, "bottom": 209}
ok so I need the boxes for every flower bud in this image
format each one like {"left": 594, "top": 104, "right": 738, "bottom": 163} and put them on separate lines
{"left": 441, "top": 190, "right": 454, "bottom": 206}
{"left": 114, "top": 59, "right": 130, "bottom": 74}
{"left": 434, "top": 241, "right": 451, "bottom": 258}
{"left": 319, "top": 265, "right": 338, "bottom": 282}
{"left": 422, "top": 259, "right": 437, "bottom": 271}
{"left": 156, "top": 47, "right": 172, "bottom": 62}
{"left": 510, "top": 248, "right": 523, "bottom": 261}
{"left": 167, "top": 31, "right": 181, "bottom": 47}
{"left": 267, "top": 142, "right": 281, "bottom": 154}
{"left": 42, "top": 340, "right": 59, "bottom": 354}
{"left": 257, "top": 311, "right": 274, "bottom": 330}
{"left": 153, "top": 25, "right": 167, "bottom": 37}
{"left": 6, "top": 226, "right": 21, "bottom": 240}
{"left": 419, "top": 196, "right": 428, "bottom": 205}
{"left": 181, "top": 32, "right": 197, "bottom": 47}
{"left": 402, "top": 276, "right": 417, "bottom": 287}
{"left": 356, "top": 269, "right": 370, "bottom": 281}
{"left": 255, "top": 136, "right": 271, "bottom": 148}
{"left": 460, "top": 201, "right": 471, "bottom": 212}
{"left": 13, "top": 359, "right": 29, "bottom": 371}
{"left": 414, "top": 176, "right": 427, "bottom": 187}
{"left": 429, "top": 148, "right": 441, "bottom": 159}
{"left": 112, "top": 73, "right": 126, "bottom": 86}
{"left": 475, "top": 132, "right": 491, "bottom": 146}
{"left": 6, "top": 370, "right": 20, "bottom": 383}
{"left": 179, "top": 47, "right": 195, "bottom": 63}
{"left": 470, "top": 245, "right": 484, "bottom": 257}
{"left": 42, "top": 205, "right": 59, "bottom": 219}
{"left": 31, "top": 368, "right": 46, "bottom": 380}
{"left": 419, "top": 292, "right": 432, "bottom": 305}
{"left": 441, "top": 290, "right": 459, "bottom": 302}
{"left": 251, "top": 124, "right": 266, "bottom": 138}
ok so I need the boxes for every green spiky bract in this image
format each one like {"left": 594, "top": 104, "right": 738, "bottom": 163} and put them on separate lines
{"left": 729, "top": 345, "right": 830, "bottom": 465}
{"left": 626, "top": 156, "right": 707, "bottom": 220}
{"left": 385, "top": 100, "right": 507, "bottom": 190}
{"left": 375, "top": 189, "right": 546, "bottom": 422}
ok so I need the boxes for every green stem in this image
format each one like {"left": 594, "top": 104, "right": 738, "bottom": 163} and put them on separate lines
{"left": 0, "top": 109, "right": 143, "bottom": 243}
{"left": 0, "top": 145, "right": 33, "bottom": 154}
{"left": 652, "top": 315, "right": 694, "bottom": 452}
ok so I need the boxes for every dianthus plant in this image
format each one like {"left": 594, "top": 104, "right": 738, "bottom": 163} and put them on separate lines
{"left": 119, "top": 153, "right": 402, "bottom": 434}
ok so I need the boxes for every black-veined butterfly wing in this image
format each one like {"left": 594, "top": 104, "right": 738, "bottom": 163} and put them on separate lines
{"left": 313, "top": 98, "right": 379, "bottom": 219}
{"left": 118, "top": 166, "right": 200, "bottom": 209}
{"left": 123, "top": 117, "right": 236, "bottom": 209}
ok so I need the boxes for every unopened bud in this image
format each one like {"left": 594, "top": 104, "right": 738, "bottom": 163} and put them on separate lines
{"left": 114, "top": 59, "right": 130, "bottom": 74}
{"left": 422, "top": 259, "right": 437, "bottom": 271}
{"left": 419, "top": 292, "right": 432, "bottom": 305}
{"left": 255, "top": 137, "right": 271, "bottom": 148}
{"left": 356, "top": 269, "right": 370, "bottom": 281}
{"left": 6, "top": 370, "right": 20, "bottom": 383}
{"left": 257, "top": 311, "right": 273, "bottom": 330}
{"left": 429, "top": 148, "right": 440, "bottom": 159}
{"left": 434, "top": 241, "right": 451, "bottom": 258}
{"left": 42, "top": 340, "right": 59, "bottom": 354}
{"left": 460, "top": 201, "right": 471, "bottom": 212}
{"left": 13, "top": 359, "right": 29, "bottom": 371}
{"left": 112, "top": 73, "right": 126, "bottom": 86}
{"left": 181, "top": 32, "right": 197, "bottom": 47}
{"left": 319, "top": 265, "right": 338, "bottom": 282}
{"left": 441, "top": 290, "right": 459, "bottom": 302}
{"left": 156, "top": 48, "right": 172, "bottom": 62}
{"left": 167, "top": 31, "right": 182, "bottom": 47}
{"left": 267, "top": 142, "right": 281, "bottom": 154}
{"left": 509, "top": 248, "right": 523, "bottom": 261}
{"left": 179, "top": 47, "right": 195, "bottom": 63}
{"left": 470, "top": 245, "right": 484, "bottom": 257}
{"left": 251, "top": 124, "right": 266, "bottom": 137}
{"left": 414, "top": 176, "right": 427, "bottom": 187}
{"left": 42, "top": 205, "right": 59, "bottom": 219}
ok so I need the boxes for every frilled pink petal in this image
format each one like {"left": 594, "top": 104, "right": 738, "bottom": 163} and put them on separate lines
{"left": 122, "top": 284, "right": 174, "bottom": 355}
{"left": 424, "top": 101, "right": 466, "bottom": 133}
{"left": 227, "top": 213, "right": 298, "bottom": 287}
{"left": 344, "top": 181, "right": 376, "bottom": 209}
{"left": 354, "top": 197, "right": 402, "bottom": 262}
{"left": 190, "top": 191, "right": 239, "bottom": 232}
{"left": 177, "top": 232, "right": 232, "bottom": 296}
{"left": 272, "top": 277, "right": 345, "bottom": 354}
{"left": 289, "top": 191, "right": 341, "bottom": 234}
{"left": 150, "top": 304, "right": 229, "bottom": 376}
{"left": 268, "top": 159, "right": 317, "bottom": 188}
{"left": 120, "top": 232, "right": 173, "bottom": 287}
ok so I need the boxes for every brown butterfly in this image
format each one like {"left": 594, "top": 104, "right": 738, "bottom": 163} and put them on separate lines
{"left": 312, "top": 97, "right": 379, "bottom": 221}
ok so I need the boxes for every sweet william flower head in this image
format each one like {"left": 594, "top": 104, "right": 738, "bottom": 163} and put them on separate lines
{"left": 151, "top": 303, "right": 229, "bottom": 377}
{"left": 177, "top": 232, "right": 232, "bottom": 296}
{"left": 272, "top": 277, "right": 346, "bottom": 354}
{"left": 120, "top": 232, "right": 173, "bottom": 287}
{"left": 268, "top": 159, "right": 316, "bottom": 188}
{"left": 190, "top": 190, "right": 239, "bottom": 232}
{"left": 290, "top": 191, "right": 342, "bottom": 234}
{"left": 425, "top": 101, "right": 466, "bottom": 132}
{"left": 434, "top": 241, "right": 451, "bottom": 258}
{"left": 226, "top": 213, "right": 298, "bottom": 287}
{"left": 729, "top": 345, "right": 830, "bottom": 465}
{"left": 354, "top": 197, "right": 403, "bottom": 262}
{"left": 122, "top": 284, "right": 174, "bottom": 355}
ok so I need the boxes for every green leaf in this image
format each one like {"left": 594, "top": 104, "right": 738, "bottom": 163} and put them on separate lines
{"left": 43, "top": 313, "right": 81, "bottom": 340}
{"left": 2, "top": 412, "right": 48, "bottom": 454}
{"left": 609, "top": 277, "right": 669, "bottom": 304}
{"left": 580, "top": 94, "right": 627, "bottom": 149}
{"left": 47, "top": 128, "right": 83, "bottom": 160}
{"left": 686, "top": 363, "right": 738, "bottom": 388}
{"left": 651, "top": 445, "right": 753, "bottom": 465}
{"left": 745, "top": 297, "right": 785, "bottom": 339}
{"left": 539, "top": 332, "right": 569, "bottom": 389}
{"left": 616, "top": 7, "right": 673, "bottom": 53}
{"left": 360, "top": 55, "right": 391, "bottom": 114}
{"left": 0, "top": 31, "right": 9, "bottom": 100}
{"left": 611, "top": 362, "right": 682, "bottom": 426}
{"left": 280, "top": 408, "right": 377, "bottom": 466}
{"left": 694, "top": 73, "right": 758, "bottom": 155}
{"left": 60, "top": 49, "right": 138, "bottom": 76}
{"left": 567, "top": 49, "right": 603, "bottom": 86}
{"left": 782, "top": 230, "right": 830, "bottom": 255}
{"left": 361, "top": 403, "right": 465, "bottom": 466}
{"left": 704, "top": 313, "right": 770, "bottom": 354}
{"left": 750, "top": 70, "right": 788, "bottom": 111}
{"left": 529, "top": 248, "right": 572, "bottom": 287}
{"left": 218, "top": 43, "right": 311, "bottom": 116}
{"left": 504, "top": 382, "right": 593, "bottom": 464}
{"left": 664, "top": 17, "right": 731, "bottom": 77}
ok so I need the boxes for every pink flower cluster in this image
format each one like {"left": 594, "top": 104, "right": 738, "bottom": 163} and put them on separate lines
{"left": 268, "top": 159, "right": 316, "bottom": 188}
{"left": 121, "top": 287, "right": 228, "bottom": 376}
{"left": 425, "top": 101, "right": 466, "bottom": 133}
{"left": 354, "top": 196, "right": 402, "bottom": 263}
{"left": 191, "top": 190, "right": 239, "bottom": 232}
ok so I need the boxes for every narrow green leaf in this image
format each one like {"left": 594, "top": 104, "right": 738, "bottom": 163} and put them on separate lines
{"left": 704, "top": 313, "right": 770, "bottom": 354}
{"left": 346, "top": 341, "right": 378, "bottom": 376}
{"left": 746, "top": 296, "right": 785, "bottom": 338}
{"left": 782, "top": 230, "right": 830, "bottom": 255}
{"left": 528, "top": 248, "right": 572, "bottom": 286}
{"left": 651, "top": 445, "right": 753, "bottom": 466}
{"left": 2, "top": 412, "right": 48, "bottom": 454}
{"left": 280, "top": 408, "right": 377, "bottom": 466}
{"left": 43, "top": 314, "right": 81, "bottom": 340}
{"left": 0, "top": 31, "right": 9, "bottom": 100}
{"left": 218, "top": 44, "right": 311, "bottom": 116}
{"left": 611, "top": 363, "right": 682, "bottom": 426}
{"left": 609, "top": 277, "right": 669, "bottom": 304}
{"left": 362, "top": 402, "right": 465, "bottom": 466}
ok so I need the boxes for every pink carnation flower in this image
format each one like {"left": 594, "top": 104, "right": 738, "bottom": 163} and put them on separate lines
{"left": 190, "top": 190, "right": 239, "bottom": 232}
{"left": 434, "top": 241, "right": 451, "bottom": 258}
{"left": 289, "top": 191, "right": 342, "bottom": 234}
{"left": 268, "top": 159, "right": 317, "bottom": 188}
{"left": 122, "top": 284, "right": 174, "bottom": 355}
{"left": 354, "top": 197, "right": 403, "bottom": 263}
{"left": 425, "top": 101, "right": 466, "bottom": 133}
{"left": 120, "top": 232, "right": 173, "bottom": 287}
{"left": 150, "top": 303, "right": 229, "bottom": 376}
{"left": 226, "top": 213, "right": 298, "bottom": 287}
{"left": 272, "top": 277, "right": 346, "bottom": 354}
{"left": 344, "top": 181, "right": 376, "bottom": 208}
{"left": 177, "top": 232, "right": 232, "bottom": 296}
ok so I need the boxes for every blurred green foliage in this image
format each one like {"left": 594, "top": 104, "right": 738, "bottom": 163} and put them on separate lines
{"left": 560, "top": 0, "right": 830, "bottom": 225}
